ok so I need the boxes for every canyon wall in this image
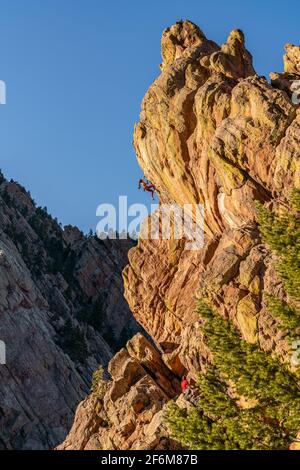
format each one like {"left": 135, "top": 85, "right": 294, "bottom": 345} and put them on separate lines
{"left": 0, "top": 176, "right": 141, "bottom": 449}
{"left": 125, "top": 20, "right": 300, "bottom": 372}
{"left": 61, "top": 20, "right": 299, "bottom": 450}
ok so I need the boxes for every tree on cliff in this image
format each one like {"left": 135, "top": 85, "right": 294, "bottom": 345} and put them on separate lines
{"left": 256, "top": 190, "right": 300, "bottom": 349}
{"left": 165, "top": 191, "right": 300, "bottom": 450}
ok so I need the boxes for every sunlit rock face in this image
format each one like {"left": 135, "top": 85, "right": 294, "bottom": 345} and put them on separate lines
{"left": 124, "top": 20, "right": 299, "bottom": 359}
{"left": 60, "top": 21, "right": 300, "bottom": 451}
{"left": 57, "top": 333, "right": 182, "bottom": 450}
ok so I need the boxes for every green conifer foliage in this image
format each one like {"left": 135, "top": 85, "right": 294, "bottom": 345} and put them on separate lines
{"left": 256, "top": 190, "right": 300, "bottom": 301}
{"left": 165, "top": 301, "right": 300, "bottom": 449}
{"left": 256, "top": 190, "right": 300, "bottom": 349}
{"left": 165, "top": 191, "right": 300, "bottom": 449}
{"left": 91, "top": 365, "right": 109, "bottom": 400}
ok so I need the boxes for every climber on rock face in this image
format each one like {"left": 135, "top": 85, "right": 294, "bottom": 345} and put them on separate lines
{"left": 181, "top": 375, "right": 198, "bottom": 404}
{"left": 138, "top": 177, "right": 156, "bottom": 200}
{"left": 181, "top": 375, "right": 189, "bottom": 395}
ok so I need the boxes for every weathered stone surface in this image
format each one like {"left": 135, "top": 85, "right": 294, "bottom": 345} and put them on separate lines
{"left": 236, "top": 294, "right": 259, "bottom": 344}
{"left": 270, "top": 44, "right": 300, "bottom": 106}
{"left": 125, "top": 19, "right": 299, "bottom": 354}
{"left": 0, "top": 176, "right": 142, "bottom": 449}
{"left": 284, "top": 44, "right": 300, "bottom": 74}
{"left": 57, "top": 334, "right": 181, "bottom": 450}
{"left": 60, "top": 20, "right": 300, "bottom": 451}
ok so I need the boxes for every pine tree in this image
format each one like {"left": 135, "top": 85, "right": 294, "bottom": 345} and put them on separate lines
{"left": 91, "top": 365, "right": 109, "bottom": 400}
{"left": 256, "top": 190, "right": 300, "bottom": 352}
{"left": 165, "top": 301, "right": 300, "bottom": 449}
{"left": 256, "top": 190, "right": 300, "bottom": 301}
{"left": 165, "top": 191, "right": 300, "bottom": 450}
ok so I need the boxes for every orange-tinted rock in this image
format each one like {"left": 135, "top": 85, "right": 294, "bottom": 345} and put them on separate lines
{"left": 125, "top": 20, "right": 299, "bottom": 354}
{"left": 57, "top": 334, "right": 181, "bottom": 450}
{"left": 60, "top": 20, "right": 300, "bottom": 451}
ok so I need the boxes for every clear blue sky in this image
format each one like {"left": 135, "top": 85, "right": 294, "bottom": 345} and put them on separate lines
{"left": 0, "top": 0, "right": 298, "bottom": 232}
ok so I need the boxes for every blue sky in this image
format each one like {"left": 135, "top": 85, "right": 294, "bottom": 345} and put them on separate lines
{"left": 0, "top": 0, "right": 298, "bottom": 232}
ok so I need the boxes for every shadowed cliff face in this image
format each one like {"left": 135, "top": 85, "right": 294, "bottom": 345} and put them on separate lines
{"left": 59, "top": 21, "right": 300, "bottom": 450}
{"left": 0, "top": 176, "right": 141, "bottom": 449}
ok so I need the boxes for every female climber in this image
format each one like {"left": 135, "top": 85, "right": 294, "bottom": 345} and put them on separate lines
{"left": 138, "top": 177, "right": 157, "bottom": 200}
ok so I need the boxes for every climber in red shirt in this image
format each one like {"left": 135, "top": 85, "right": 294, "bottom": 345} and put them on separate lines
{"left": 181, "top": 376, "right": 189, "bottom": 394}
{"left": 180, "top": 375, "right": 198, "bottom": 404}
{"left": 138, "top": 177, "right": 156, "bottom": 200}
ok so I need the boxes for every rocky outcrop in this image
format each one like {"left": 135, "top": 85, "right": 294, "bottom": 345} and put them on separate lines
{"left": 0, "top": 175, "right": 141, "bottom": 449}
{"left": 60, "top": 21, "right": 300, "bottom": 450}
{"left": 124, "top": 20, "right": 299, "bottom": 373}
{"left": 57, "top": 333, "right": 181, "bottom": 450}
{"left": 270, "top": 43, "right": 300, "bottom": 99}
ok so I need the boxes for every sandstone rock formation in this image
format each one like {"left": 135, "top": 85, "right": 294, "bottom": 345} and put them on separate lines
{"left": 0, "top": 175, "right": 141, "bottom": 449}
{"left": 60, "top": 21, "right": 300, "bottom": 450}
{"left": 125, "top": 20, "right": 300, "bottom": 374}
{"left": 270, "top": 43, "right": 300, "bottom": 98}
{"left": 58, "top": 333, "right": 181, "bottom": 450}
